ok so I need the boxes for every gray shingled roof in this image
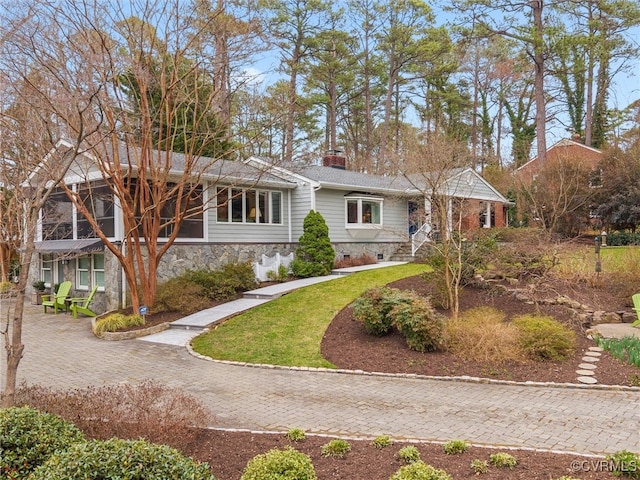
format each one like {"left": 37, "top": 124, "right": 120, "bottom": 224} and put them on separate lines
{"left": 298, "top": 165, "right": 416, "bottom": 194}
{"left": 91, "top": 141, "right": 295, "bottom": 188}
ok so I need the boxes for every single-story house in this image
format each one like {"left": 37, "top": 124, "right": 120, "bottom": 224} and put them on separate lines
{"left": 31, "top": 141, "right": 511, "bottom": 313}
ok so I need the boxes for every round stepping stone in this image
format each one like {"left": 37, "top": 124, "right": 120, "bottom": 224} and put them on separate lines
{"left": 581, "top": 356, "right": 600, "bottom": 362}
{"left": 584, "top": 351, "right": 602, "bottom": 357}
{"left": 578, "top": 363, "right": 597, "bottom": 370}
{"left": 576, "top": 369, "right": 596, "bottom": 376}
{"left": 577, "top": 376, "right": 598, "bottom": 384}
{"left": 589, "top": 347, "right": 604, "bottom": 352}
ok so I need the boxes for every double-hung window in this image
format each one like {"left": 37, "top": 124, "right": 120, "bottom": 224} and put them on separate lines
{"left": 216, "top": 187, "right": 283, "bottom": 224}
{"left": 76, "top": 253, "right": 105, "bottom": 291}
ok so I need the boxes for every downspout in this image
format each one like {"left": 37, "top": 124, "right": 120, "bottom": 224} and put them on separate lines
{"left": 288, "top": 189, "right": 292, "bottom": 243}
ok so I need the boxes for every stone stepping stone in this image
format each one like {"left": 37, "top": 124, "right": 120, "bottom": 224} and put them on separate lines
{"left": 581, "top": 356, "right": 600, "bottom": 362}
{"left": 584, "top": 351, "right": 602, "bottom": 357}
{"left": 578, "top": 363, "right": 597, "bottom": 370}
{"left": 589, "top": 347, "right": 604, "bottom": 352}
{"left": 577, "top": 376, "right": 598, "bottom": 384}
{"left": 576, "top": 369, "right": 596, "bottom": 376}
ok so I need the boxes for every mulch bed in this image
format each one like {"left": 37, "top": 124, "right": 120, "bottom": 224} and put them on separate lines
{"left": 184, "top": 429, "right": 620, "bottom": 480}
{"left": 321, "top": 275, "right": 640, "bottom": 386}
{"left": 114, "top": 274, "right": 638, "bottom": 479}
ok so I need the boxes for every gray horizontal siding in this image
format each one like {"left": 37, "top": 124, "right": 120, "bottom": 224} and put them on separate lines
{"left": 314, "top": 188, "right": 408, "bottom": 243}
{"left": 290, "top": 183, "right": 314, "bottom": 241}
{"left": 207, "top": 188, "right": 291, "bottom": 243}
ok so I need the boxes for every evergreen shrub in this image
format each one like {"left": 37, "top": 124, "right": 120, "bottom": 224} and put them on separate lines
{"left": 513, "top": 315, "right": 576, "bottom": 361}
{"left": 241, "top": 446, "right": 317, "bottom": 480}
{"left": 291, "top": 210, "right": 335, "bottom": 278}
{"left": 0, "top": 407, "right": 84, "bottom": 479}
{"left": 29, "top": 438, "right": 214, "bottom": 480}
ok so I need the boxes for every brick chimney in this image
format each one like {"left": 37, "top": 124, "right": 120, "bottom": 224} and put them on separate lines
{"left": 322, "top": 149, "right": 346, "bottom": 169}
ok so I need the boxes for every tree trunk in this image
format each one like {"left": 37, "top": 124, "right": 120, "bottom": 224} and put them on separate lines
{"left": 532, "top": 0, "right": 547, "bottom": 163}
{"left": 1, "top": 238, "right": 35, "bottom": 407}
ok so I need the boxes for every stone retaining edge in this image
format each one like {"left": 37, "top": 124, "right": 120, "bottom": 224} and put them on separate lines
{"left": 185, "top": 341, "right": 640, "bottom": 392}
{"left": 92, "top": 318, "right": 171, "bottom": 341}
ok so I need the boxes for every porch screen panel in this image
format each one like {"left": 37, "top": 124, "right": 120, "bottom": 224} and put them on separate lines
{"left": 77, "top": 183, "right": 115, "bottom": 238}
{"left": 42, "top": 189, "right": 73, "bottom": 240}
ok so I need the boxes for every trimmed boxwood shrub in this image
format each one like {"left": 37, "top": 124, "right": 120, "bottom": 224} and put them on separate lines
{"left": 0, "top": 406, "right": 85, "bottom": 479}
{"left": 352, "top": 287, "right": 413, "bottom": 336}
{"left": 291, "top": 210, "right": 336, "bottom": 278}
{"left": 241, "top": 446, "right": 317, "bottom": 480}
{"left": 512, "top": 314, "right": 576, "bottom": 361}
{"left": 29, "top": 438, "right": 214, "bottom": 480}
{"left": 390, "top": 294, "right": 447, "bottom": 352}
{"left": 390, "top": 460, "right": 451, "bottom": 480}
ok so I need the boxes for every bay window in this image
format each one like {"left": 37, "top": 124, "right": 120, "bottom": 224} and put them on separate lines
{"left": 346, "top": 196, "right": 383, "bottom": 226}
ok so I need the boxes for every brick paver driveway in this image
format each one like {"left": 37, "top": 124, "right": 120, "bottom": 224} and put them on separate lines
{"left": 5, "top": 302, "right": 640, "bottom": 456}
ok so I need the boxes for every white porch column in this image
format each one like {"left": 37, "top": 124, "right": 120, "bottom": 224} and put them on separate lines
{"left": 484, "top": 202, "right": 492, "bottom": 228}
{"left": 423, "top": 197, "right": 432, "bottom": 234}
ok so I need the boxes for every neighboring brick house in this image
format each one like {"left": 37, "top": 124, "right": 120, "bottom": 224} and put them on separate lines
{"left": 515, "top": 138, "right": 603, "bottom": 185}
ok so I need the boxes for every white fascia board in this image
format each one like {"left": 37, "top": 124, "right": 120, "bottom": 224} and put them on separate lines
{"left": 314, "top": 181, "right": 419, "bottom": 196}
{"left": 244, "top": 156, "right": 320, "bottom": 187}
{"left": 446, "top": 168, "right": 509, "bottom": 203}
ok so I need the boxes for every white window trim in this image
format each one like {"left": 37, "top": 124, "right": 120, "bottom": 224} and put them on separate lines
{"left": 345, "top": 196, "right": 384, "bottom": 228}
{"left": 76, "top": 253, "right": 105, "bottom": 292}
{"left": 216, "top": 187, "right": 284, "bottom": 225}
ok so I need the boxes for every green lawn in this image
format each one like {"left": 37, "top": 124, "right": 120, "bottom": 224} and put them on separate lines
{"left": 556, "top": 245, "right": 640, "bottom": 277}
{"left": 191, "top": 263, "right": 429, "bottom": 368}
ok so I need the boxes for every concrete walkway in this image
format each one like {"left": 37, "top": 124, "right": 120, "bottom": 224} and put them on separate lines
{"left": 4, "top": 264, "right": 640, "bottom": 457}
{"left": 141, "top": 262, "right": 408, "bottom": 346}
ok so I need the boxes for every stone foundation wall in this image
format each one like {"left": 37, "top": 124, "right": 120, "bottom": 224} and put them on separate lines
{"left": 100, "top": 241, "right": 406, "bottom": 311}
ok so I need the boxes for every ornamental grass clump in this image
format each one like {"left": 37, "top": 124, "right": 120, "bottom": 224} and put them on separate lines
{"left": 321, "top": 439, "right": 351, "bottom": 458}
{"left": 470, "top": 459, "right": 489, "bottom": 474}
{"left": 93, "top": 312, "right": 145, "bottom": 335}
{"left": 0, "top": 407, "right": 85, "bottom": 479}
{"left": 443, "top": 439, "right": 469, "bottom": 455}
{"left": 512, "top": 314, "right": 576, "bottom": 361}
{"left": 489, "top": 452, "right": 517, "bottom": 468}
{"left": 286, "top": 428, "right": 306, "bottom": 442}
{"left": 446, "top": 307, "right": 524, "bottom": 363}
{"left": 398, "top": 446, "right": 421, "bottom": 464}
{"left": 372, "top": 434, "right": 393, "bottom": 449}
{"left": 241, "top": 446, "right": 317, "bottom": 480}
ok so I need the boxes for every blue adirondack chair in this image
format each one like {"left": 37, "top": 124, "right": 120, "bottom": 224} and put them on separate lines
{"left": 69, "top": 285, "right": 99, "bottom": 319}
{"left": 42, "top": 281, "right": 72, "bottom": 314}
